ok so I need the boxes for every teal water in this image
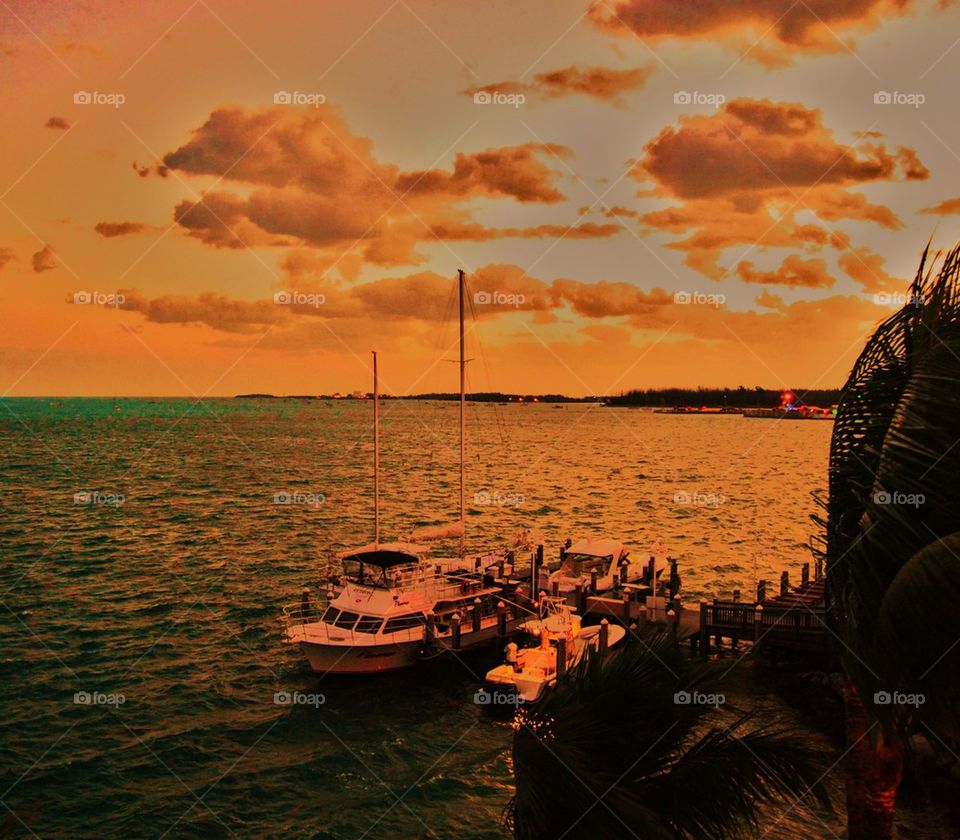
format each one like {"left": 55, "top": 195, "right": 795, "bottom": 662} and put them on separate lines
{"left": 1, "top": 398, "right": 848, "bottom": 837}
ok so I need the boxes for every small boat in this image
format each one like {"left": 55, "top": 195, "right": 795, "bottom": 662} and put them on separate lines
{"left": 484, "top": 601, "right": 626, "bottom": 703}
{"left": 547, "top": 538, "right": 662, "bottom": 596}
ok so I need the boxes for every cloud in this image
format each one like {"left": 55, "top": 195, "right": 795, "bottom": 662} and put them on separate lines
{"left": 920, "top": 197, "right": 960, "bottom": 215}
{"left": 95, "top": 221, "right": 147, "bottom": 238}
{"left": 837, "top": 247, "right": 902, "bottom": 292}
{"left": 737, "top": 255, "right": 836, "bottom": 288}
{"left": 635, "top": 98, "right": 926, "bottom": 283}
{"left": 158, "top": 106, "right": 578, "bottom": 271}
{"left": 31, "top": 245, "right": 56, "bottom": 272}
{"left": 44, "top": 116, "right": 70, "bottom": 130}
{"left": 464, "top": 65, "right": 653, "bottom": 107}
{"left": 589, "top": 0, "right": 918, "bottom": 66}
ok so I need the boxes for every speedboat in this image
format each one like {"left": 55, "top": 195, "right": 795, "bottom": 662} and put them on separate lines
{"left": 547, "top": 538, "right": 661, "bottom": 596}
{"left": 483, "top": 600, "right": 626, "bottom": 703}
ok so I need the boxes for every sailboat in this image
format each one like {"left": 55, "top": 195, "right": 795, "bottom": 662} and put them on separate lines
{"left": 281, "top": 270, "right": 533, "bottom": 674}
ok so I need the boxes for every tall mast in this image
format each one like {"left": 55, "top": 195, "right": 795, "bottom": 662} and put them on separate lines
{"left": 372, "top": 350, "right": 380, "bottom": 549}
{"left": 458, "top": 269, "right": 466, "bottom": 555}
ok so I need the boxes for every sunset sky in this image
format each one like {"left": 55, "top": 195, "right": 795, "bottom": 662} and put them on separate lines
{"left": 2, "top": 0, "right": 960, "bottom": 396}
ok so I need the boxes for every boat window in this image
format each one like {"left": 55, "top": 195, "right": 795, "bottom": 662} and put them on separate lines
{"left": 383, "top": 613, "right": 426, "bottom": 633}
{"left": 321, "top": 606, "right": 341, "bottom": 624}
{"left": 342, "top": 560, "right": 388, "bottom": 588}
{"left": 333, "top": 610, "right": 360, "bottom": 629}
{"left": 354, "top": 616, "right": 384, "bottom": 634}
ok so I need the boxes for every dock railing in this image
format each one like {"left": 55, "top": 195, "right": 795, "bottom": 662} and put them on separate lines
{"left": 697, "top": 599, "right": 827, "bottom": 657}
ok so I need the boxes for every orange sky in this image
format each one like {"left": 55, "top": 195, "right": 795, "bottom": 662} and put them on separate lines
{"left": 1, "top": 0, "right": 959, "bottom": 396}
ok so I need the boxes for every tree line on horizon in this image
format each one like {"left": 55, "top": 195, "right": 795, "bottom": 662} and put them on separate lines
{"left": 607, "top": 386, "right": 843, "bottom": 408}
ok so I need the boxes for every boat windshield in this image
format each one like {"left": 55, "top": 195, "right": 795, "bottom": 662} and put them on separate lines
{"left": 340, "top": 550, "right": 421, "bottom": 588}
{"left": 558, "top": 552, "right": 611, "bottom": 577}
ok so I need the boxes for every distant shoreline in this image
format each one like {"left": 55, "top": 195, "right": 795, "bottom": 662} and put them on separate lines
{"left": 233, "top": 386, "right": 844, "bottom": 408}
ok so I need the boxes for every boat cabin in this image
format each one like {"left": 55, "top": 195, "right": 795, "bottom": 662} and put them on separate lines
{"left": 548, "top": 538, "right": 629, "bottom": 593}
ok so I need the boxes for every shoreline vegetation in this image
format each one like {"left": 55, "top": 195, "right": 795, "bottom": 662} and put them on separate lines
{"left": 234, "top": 386, "right": 844, "bottom": 407}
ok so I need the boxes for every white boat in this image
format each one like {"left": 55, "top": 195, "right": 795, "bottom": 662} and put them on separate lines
{"left": 484, "top": 601, "right": 626, "bottom": 703}
{"left": 283, "top": 542, "right": 529, "bottom": 674}
{"left": 282, "top": 270, "right": 533, "bottom": 674}
{"left": 547, "top": 538, "right": 663, "bottom": 595}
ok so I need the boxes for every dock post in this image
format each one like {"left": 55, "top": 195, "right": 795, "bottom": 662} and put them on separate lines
{"left": 815, "top": 557, "right": 823, "bottom": 580}
{"left": 425, "top": 612, "right": 436, "bottom": 646}
{"left": 667, "top": 608, "right": 677, "bottom": 644}
{"left": 780, "top": 571, "right": 789, "bottom": 596}
{"left": 672, "top": 594, "right": 682, "bottom": 628}
{"left": 699, "top": 600, "right": 709, "bottom": 659}
{"left": 556, "top": 635, "right": 567, "bottom": 677}
{"left": 475, "top": 556, "right": 481, "bottom": 572}
{"left": 300, "top": 587, "right": 311, "bottom": 618}
{"left": 576, "top": 582, "right": 586, "bottom": 615}
{"left": 621, "top": 593, "right": 631, "bottom": 626}
{"left": 451, "top": 613, "right": 461, "bottom": 651}
{"left": 551, "top": 580, "right": 560, "bottom": 598}
{"left": 801, "top": 563, "right": 810, "bottom": 587}
{"left": 472, "top": 598, "right": 482, "bottom": 633}
{"left": 599, "top": 619, "right": 609, "bottom": 656}
{"left": 669, "top": 558, "right": 679, "bottom": 598}
{"left": 590, "top": 570, "right": 599, "bottom": 595}
{"left": 732, "top": 589, "right": 740, "bottom": 603}
{"left": 646, "top": 557, "right": 655, "bottom": 586}
{"left": 753, "top": 604, "right": 764, "bottom": 650}
{"left": 534, "top": 544, "right": 544, "bottom": 590}
{"left": 498, "top": 557, "right": 506, "bottom": 580}
{"left": 496, "top": 601, "right": 506, "bottom": 644}
{"left": 757, "top": 579, "right": 767, "bottom": 603}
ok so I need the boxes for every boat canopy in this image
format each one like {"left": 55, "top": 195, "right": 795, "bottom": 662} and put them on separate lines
{"left": 565, "top": 538, "right": 627, "bottom": 560}
{"left": 337, "top": 542, "right": 423, "bottom": 567}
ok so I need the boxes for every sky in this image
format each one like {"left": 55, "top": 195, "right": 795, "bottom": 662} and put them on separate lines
{"left": 2, "top": 0, "right": 960, "bottom": 396}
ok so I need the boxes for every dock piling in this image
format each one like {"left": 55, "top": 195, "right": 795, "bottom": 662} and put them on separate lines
{"left": 496, "top": 601, "right": 506, "bottom": 643}
{"left": 473, "top": 598, "right": 482, "bottom": 633}
{"left": 780, "top": 571, "right": 789, "bottom": 596}
{"left": 556, "top": 635, "right": 567, "bottom": 677}
{"left": 801, "top": 563, "right": 810, "bottom": 586}
{"left": 300, "top": 587, "right": 310, "bottom": 618}
{"left": 757, "top": 579, "right": 767, "bottom": 603}
{"left": 451, "top": 613, "right": 461, "bottom": 651}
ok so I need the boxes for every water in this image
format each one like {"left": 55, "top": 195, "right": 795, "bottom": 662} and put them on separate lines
{"left": 1, "top": 398, "right": 845, "bottom": 837}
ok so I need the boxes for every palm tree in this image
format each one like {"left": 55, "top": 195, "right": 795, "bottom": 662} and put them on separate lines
{"left": 819, "top": 242, "right": 960, "bottom": 839}
{"left": 506, "top": 632, "right": 831, "bottom": 839}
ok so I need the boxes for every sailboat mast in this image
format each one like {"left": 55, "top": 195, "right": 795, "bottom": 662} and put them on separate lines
{"left": 458, "top": 269, "right": 466, "bottom": 554}
{"left": 372, "top": 350, "right": 380, "bottom": 549}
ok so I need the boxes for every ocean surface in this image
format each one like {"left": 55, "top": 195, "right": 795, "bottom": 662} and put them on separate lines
{"left": 1, "top": 398, "right": 853, "bottom": 837}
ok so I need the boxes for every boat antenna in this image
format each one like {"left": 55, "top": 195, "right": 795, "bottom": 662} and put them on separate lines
{"left": 372, "top": 350, "right": 380, "bottom": 549}
{"left": 458, "top": 268, "right": 466, "bottom": 557}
